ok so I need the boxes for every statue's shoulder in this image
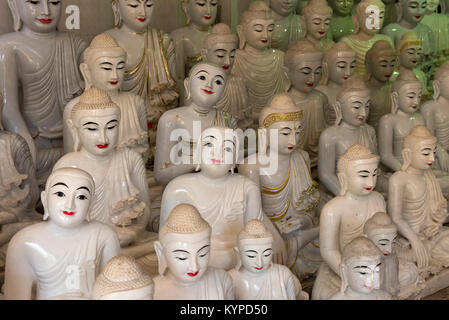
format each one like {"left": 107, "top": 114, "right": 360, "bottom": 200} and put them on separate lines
{"left": 421, "top": 99, "right": 438, "bottom": 113}
{"left": 54, "top": 151, "right": 85, "bottom": 169}
{"left": 170, "top": 26, "right": 190, "bottom": 40}
{"left": 320, "top": 125, "right": 340, "bottom": 141}
{"left": 86, "top": 221, "right": 119, "bottom": 239}
{"left": 321, "top": 196, "right": 346, "bottom": 217}
{"left": 158, "top": 106, "right": 189, "bottom": 126}
{"left": 379, "top": 112, "right": 396, "bottom": 125}
{"left": 389, "top": 169, "right": 409, "bottom": 184}
{"left": 0, "top": 32, "right": 29, "bottom": 52}
{"left": 371, "top": 191, "right": 386, "bottom": 204}
{"left": 9, "top": 222, "right": 46, "bottom": 247}
{"left": 208, "top": 266, "right": 233, "bottom": 283}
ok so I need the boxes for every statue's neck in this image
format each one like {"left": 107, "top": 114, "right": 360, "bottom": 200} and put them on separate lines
{"left": 189, "top": 22, "right": 210, "bottom": 33}
{"left": 399, "top": 18, "right": 417, "bottom": 29}
{"left": 20, "top": 26, "right": 57, "bottom": 39}
{"left": 368, "top": 76, "right": 386, "bottom": 89}
{"left": 80, "top": 147, "right": 112, "bottom": 162}
{"left": 344, "top": 191, "right": 369, "bottom": 201}
{"left": 189, "top": 102, "right": 215, "bottom": 116}
{"left": 289, "top": 87, "right": 310, "bottom": 99}
{"left": 340, "top": 121, "right": 360, "bottom": 131}
{"left": 354, "top": 29, "right": 374, "bottom": 41}
{"left": 327, "top": 80, "right": 342, "bottom": 90}
{"left": 405, "top": 166, "right": 425, "bottom": 176}
{"left": 198, "top": 171, "right": 229, "bottom": 185}
{"left": 271, "top": 11, "right": 290, "bottom": 22}
{"left": 47, "top": 220, "right": 85, "bottom": 236}
{"left": 306, "top": 34, "right": 320, "bottom": 46}
{"left": 244, "top": 44, "right": 268, "bottom": 56}
{"left": 345, "top": 287, "right": 375, "bottom": 299}
{"left": 118, "top": 23, "right": 147, "bottom": 35}
{"left": 397, "top": 109, "right": 415, "bottom": 118}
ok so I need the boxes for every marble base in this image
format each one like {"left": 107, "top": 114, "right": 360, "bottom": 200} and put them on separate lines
{"left": 418, "top": 268, "right": 449, "bottom": 299}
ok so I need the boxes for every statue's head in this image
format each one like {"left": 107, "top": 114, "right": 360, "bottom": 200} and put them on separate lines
{"left": 396, "top": 32, "right": 422, "bottom": 70}
{"left": 184, "top": 62, "right": 227, "bottom": 109}
{"left": 390, "top": 71, "right": 422, "bottom": 115}
{"left": 397, "top": 0, "right": 427, "bottom": 24}
{"left": 337, "top": 144, "right": 379, "bottom": 196}
{"left": 154, "top": 204, "right": 212, "bottom": 284}
{"left": 42, "top": 167, "right": 95, "bottom": 227}
{"left": 111, "top": 0, "right": 155, "bottom": 31}
{"left": 7, "top": 0, "right": 62, "bottom": 33}
{"left": 259, "top": 93, "right": 303, "bottom": 155}
{"left": 320, "top": 41, "right": 356, "bottom": 86}
{"left": 426, "top": 0, "right": 439, "bottom": 12}
{"left": 269, "top": 0, "right": 299, "bottom": 18}
{"left": 365, "top": 40, "right": 396, "bottom": 82}
{"left": 67, "top": 88, "right": 121, "bottom": 155}
{"left": 335, "top": 76, "right": 371, "bottom": 126}
{"left": 340, "top": 236, "right": 382, "bottom": 295}
{"left": 80, "top": 34, "right": 127, "bottom": 92}
{"left": 353, "top": 0, "right": 385, "bottom": 35}
{"left": 202, "top": 23, "right": 238, "bottom": 74}
{"left": 432, "top": 61, "right": 449, "bottom": 100}
{"left": 285, "top": 39, "right": 323, "bottom": 93}
{"left": 237, "top": 2, "right": 274, "bottom": 50}
{"left": 329, "top": 0, "right": 354, "bottom": 16}
{"left": 402, "top": 125, "right": 437, "bottom": 171}
{"left": 302, "top": 0, "right": 333, "bottom": 41}
{"left": 181, "top": 0, "right": 217, "bottom": 29}
{"left": 363, "top": 212, "right": 398, "bottom": 256}
{"left": 234, "top": 219, "right": 274, "bottom": 274}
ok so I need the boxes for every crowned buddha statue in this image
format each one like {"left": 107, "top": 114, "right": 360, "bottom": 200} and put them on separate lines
{"left": 422, "top": 0, "right": 449, "bottom": 67}
{"left": 316, "top": 42, "right": 357, "bottom": 126}
{"left": 330, "top": 237, "right": 392, "bottom": 300}
{"left": 239, "top": 93, "right": 321, "bottom": 280}
{"left": 153, "top": 204, "right": 234, "bottom": 300}
{"left": 285, "top": 39, "right": 328, "bottom": 168}
{"left": 4, "top": 168, "right": 121, "bottom": 300}
{"left": 63, "top": 33, "right": 149, "bottom": 163}
{"left": 54, "top": 88, "right": 152, "bottom": 247}
{"left": 232, "top": 1, "right": 290, "bottom": 127}
{"left": 229, "top": 219, "right": 309, "bottom": 300}
{"left": 328, "top": 0, "right": 355, "bottom": 42}
{"left": 302, "top": 0, "right": 335, "bottom": 52}
{"left": 0, "top": 0, "right": 86, "bottom": 184}
{"left": 312, "top": 144, "right": 386, "bottom": 300}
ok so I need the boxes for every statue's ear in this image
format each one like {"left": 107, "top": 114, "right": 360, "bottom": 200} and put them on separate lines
{"left": 340, "top": 262, "right": 349, "bottom": 294}
{"left": 80, "top": 63, "right": 92, "bottom": 89}
{"left": 234, "top": 247, "right": 242, "bottom": 271}
{"left": 41, "top": 190, "right": 49, "bottom": 221}
{"left": 391, "top": 91, "right": 399, "bottom": 114}
{"left": 433, "top": 80, "right": 441, "bottom": 100}
{"left": 184, "top": 78, "right": 191, "bottom": 101}
{"left": 337, "top": 172, "right": 347, "bottom": 196}
{"left": 352, "top": 13, "right": 360, "bottom": 33}
{"left": 7, "top": 0, "right": 22, "bottom": 32}
{"left": 319, "top": 61, "right": 329, "bottom": 86}
{"left": 201, "top": 48, "right": 208, "bottom": 62}
{"left": 401, "top": 148, "right": 412, "bottom": 171}
{"left": 334, "top": 101, "right": 343, "bottom": 126}
{"left": 182, "top": 1, "right": 191, "bottom": 25}
{"left": 237, "top": 25, "right": 246, "bottom": 50}
{"left": 154, "top": 241, "right": 168, "bottom": 276}
{"left": 67, "top": 118, "right": 80, "bottom": 152}
{"left": 112, "top": 0, "right": 121, "bottom": 28}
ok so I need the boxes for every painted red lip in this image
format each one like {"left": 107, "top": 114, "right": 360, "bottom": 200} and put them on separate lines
{"left": 203, "top": 89, "right": 213, "bottom": 94}
{"left": 39, "top": 19, "right": 52, "bottom": 24}
{"left": 412, "top": 60, "right": 417, "bottom": 64}
{"left": 412, "top": 105, "right": 417, "bottom": 109}
{"left": 255, "top": 267, "right": 263, "bottom": 270}
{"left": 365, "top": 187, "right": 372, "bottom": 191}
{"left": 204, "top": 15, "right": 212, "bottom": 20}
{"left": 318, "top": 31, "right": 325, "bottom": 35}
{"left": 428, "top": 163, "right": 433, "bottom": 166}
{"left": 63, "top": 211, "right": 75, "bottom": 216}
{"left": 365, "top": 285, "right": 373, "bottom": 290}
{"left": 138, "top": 18, "right": 147, "bottom": 22}
{"left": 358, "top": 117, "right": 365, "bottom": 121}
{"left": 211, "top": 158, "right": 221, "bottom": 164}
{"left": 187, "top": 271, "right": 199, "bottom": 277}
{"left": 306, "top": 82, "right": 314, "bottom": 87}
{"left": 288, "top": 147, "right": 294, "bottom": 150}
{"left": 109, "top": 81, "right": 118, "bottom": 85}
{"left": 97, "top": 144, "right": 109, "bottom": 149}
{"left": 384, "top": 253, "right": 389, "bottom": 256}
{"left": 415, "top": 15, "right": 421, "bottom": 19}
{"left": 385, "top": 75, "right": 391, "bottom": 78}
{"left": 343, "top": 76, "right": 348, "bottom": 80}
{"left": 261, "top": 40, "right": 268, "bottom": 43}
{"left": 222, "top": 65, "right": 230, "bottom": 70}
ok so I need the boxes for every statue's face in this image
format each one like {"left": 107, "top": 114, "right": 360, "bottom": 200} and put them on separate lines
{"left": 188, "top": 64, "right": 226, "bottom": 108}
{"left": 205, "top": 42, "right": 237, "bottom": 73}
{"left": 306, "top": 13, "right": 332, "bottom": 41}
{"left": 359, "top": 5, "right": 385, "bottom": 35}
{"left": 15, "top": 0, "right": 62, "bottom": 33}
{"left": 370, "top": 53, "right": 396, "bottom": 82}
{"left": 328, "top": 51, "right": 357, "bottom": 85}
{"left": 330, "top": 0, "right": 354, "bottom": 16}
{"left": 399, "top": 44, "right": 422, "bottom": 69}
{"left": 269, "top": 120, "right": 302, "bottom": 155}
{"left": 243, "top": 18, "right": 275, "bottom": 51}
{"left": 345, "top": 256, "right": 381, "bottom": 294}
{"left": 402, "top": 0, "right": 427, "bottom": 23}
{"left": 186, "top": 0, "right": 218, "bottom": 29}
{"left": 409, "top": 140, "right": 437, "bottom": 170}
{"left": 426, "top": 0, "right": 439, "bottom": 12}
{"left": 288, "top": 54, "right": 323, "bottom": 93}
{"left": 117, "top": 0, "right": 154, "bottom": 32}
{"left": 75, "top": 109, "right": 120, "bottom": 157}
{"left": 162, "top": 230, "right": 211, "bottom": 284}
{"left": 343, "top": 158, "right": 378, "bottom": 196}
{"left": 368, "top": 231, "right": 398, "bottom": 256}
{"left": 270, "top": 0, "right": 299, "bottom": 17}
{"left": 239, "top": 237, "right": 274, "bottom": 274}
{"left": 87, "top": 54, "right": 126, "bottom": 92}
{"left": 340, "top": 90, "right": 371, "bottom": 126}
{"left": 200, "top": 128, "right": 235, "bottom": 178}
{"left": 397, "top": 83, "right": 422, "bottom": 114}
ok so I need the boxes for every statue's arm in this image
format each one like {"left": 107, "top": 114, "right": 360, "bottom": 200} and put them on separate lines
{"left": 238, "top": 161, "right": 261, "bottom": 188}
{"left": 421, "top": 103, "right": 435, "bottom": 134}
{"left": 379, "top": 116, "right": 401, "bottom": 171}
{"left": 320, "top": 204, "right": 342, "bottom": 275}
{"left": 159, "top": 179, "right": 193, "bottom": 228}
{"left": 162, "top": 32, "right": 177, "bottom": 83}
{"left": 100, "top": 228, "right": 121, "bottom": 270}
{"left": 318, "top": 130, "right": 339, "bottom": 196}
{"left": 130, "top": 150, "right": 152, "bottom": 226}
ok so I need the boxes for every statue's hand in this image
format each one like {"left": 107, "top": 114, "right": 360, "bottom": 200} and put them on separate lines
{"left": 411, "top": 238, "right": 430, "bottom": 270}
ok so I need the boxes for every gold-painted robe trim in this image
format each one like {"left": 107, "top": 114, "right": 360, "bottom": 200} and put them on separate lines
{"left": 262, "top": 158, "right": 291, "bottom": 195}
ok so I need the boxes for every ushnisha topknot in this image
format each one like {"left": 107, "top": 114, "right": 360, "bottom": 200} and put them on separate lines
{"left": 259, "top": 93, "right": 303, "bottom": 128}
{"left": 238, "top": 219, "right": 273, "bottom": 242}
{"left": 337, "top": 144, "right": 379, "bottom": 174}
{"left": 82, "top": 33, "right": 126, "bottom": 63}
{"left": 285, "top": 38, "right": 323, "bottom": 68}
{"left": 391, "top": 71, "right": 421, "bottom": 93}
{"left": 71, "top": 88, "right": 119, "bottom": 118}
{"left": 403, "top": 125, "right": 437, "bottom": 150}
{"left": 337, "top": 75, "right": 370, "bottom": 101}
{"left": 302, "top": 0, "right": 333, "bottom": 18}
{"left": 240, "top": 1, "right": 272, "bottom": 26}
{"left": 364, "top": 212, "right": 397, "bottom": 237}
{"left": 342, "top": 236, "right": 382, "bottom": 263}
{"left": 204, "top": 23, "right": 238, "bottom": 48}
{"left": 159, "top": 204, "right": 211, "bottom": 238}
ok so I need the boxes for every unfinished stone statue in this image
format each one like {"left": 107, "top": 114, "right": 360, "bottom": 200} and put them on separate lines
{"left": 327, "top": 0, "right": 355, "bottom": 42}
{"left": 302, "top": 0, "right": 335, "bottom": 52}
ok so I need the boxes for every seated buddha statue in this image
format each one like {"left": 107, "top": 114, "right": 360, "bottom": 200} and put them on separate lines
{"left": 302, "top": 0, "right": 335, "bottom": 52}
{"left": 327, "top": 0, "right": 355, "bottom": 42}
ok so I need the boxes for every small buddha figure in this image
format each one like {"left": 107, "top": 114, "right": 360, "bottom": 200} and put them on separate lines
{"left": 285, "top": 39, "right": 328, "bottom": 168}
{"left": 312, "top": 144, "right": 386, "bottom": 300}
{"left": 160, "top": 126, "right": 287, "bottom": 270}
{"left": 54, "top": 88, "right": 151, "bottom": 247}
{"left": 316, "top": 41, "right": 357, "bottom": 126}
{"left": 153, "top": 204, "right": 234, "bottom": 300}
{"left": 201, "top": 23, "right": 251, "bottom": 129}
{"left": 229, "top": 219, "right": 309, "bottom": 300}
{"left": 341, "top": 0, "right": 394, "bottom": 78}
{"left": 269, "top": 0, "right": 305, "bottom": 52}
{"left": 330, "top": 237, "right": 392, "bottom": 300}
{"left": 232, "top": 1, "right": 290, "bottom": 127}
{"left": 364, "top": 40, "right": 397, "bottom": 128}
{"left": 4, "top": 168, "right": 121, "bottom": 300}
{"left": 328, "top": 0, "right": 355, "bottom": 42}
{"left": 0, "top": 0, "right": 86, "bottom": 184}
{"left": 302, "top": 0, "right": 335, "bottom": 52}
{"left": 318, "top": 78, "right": 378, "bottom": 197}
{"left": 92, "top": 255, "right": 154, "bottom": 300}
{"left": 422, "top": 0, "right": 449, "bottom": 66}
{"left": 63, "top": 33, "right": 149, "bottom": 162}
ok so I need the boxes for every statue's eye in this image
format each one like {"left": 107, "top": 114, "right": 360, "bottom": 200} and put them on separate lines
{"left": 54, "top": 191, "right": 65, "bottom": 198}
{"left": 26, "top": 0, "right": 40, "bottom": 4}
{"left": 215, "top": 79, "right": 223, "bottom": 85}
{"left": 246, "top": 255, "right": 256, "bottom": 259}
{"left": 203, "top": 142, "right": 213, "bottom": 147}
{"left": 128, "top": 4, "right": 139, "bottom": 8}
{"left": 264, "top": 252, "right": 271, "bottom": 257}
{"left": 224, "top": 146, "right": 233, "bottom": 153}
{"left": 50, "top": 1, "right": 61, "bottom": 5}
{"left": 107, "top": 125, "right": 117, "bottom": 130}
{"left": 199, "top": 75, "right": 207, "bottom": 81}
{"left": 101, "top": 67, "right": 112, "bottom": 71}
{"left": 176, "top": 257, "right": 187, "bottom": 261}
{"left": 77, "top": 195, "right": 88, "bottom": 200}
{"left": 358, "top": 272, "right": 368, "bottom": 275}
{"left": 146, "top": 3, "right": 153, "bottom": 8}
{"left": 197, "top": 2, "right": 206, "bottom": 6}
{"left": 86, "top": 127, "right": 97, "bottom": 132}
{"left": 199, "top": 252, "right": 209, "bottom": 258}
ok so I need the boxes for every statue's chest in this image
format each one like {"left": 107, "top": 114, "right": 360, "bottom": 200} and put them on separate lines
{"left": 120, "top": 38, "right": 145, "bottom": 68}
{"left": 16, "top": 39, "right": 55, "bottom": 73}
{"left": 404, "top": 177, "right": 426, "bottom": 203}
{"left": 182, "top": 33, "right": 206, "bottom": 57}
{"left": 336, "top": 134, "right": 359, "bottom": 158}
{"left": 434, "top": 107, "right": 449, "bottom": 128}
{"left": 394, "top": 116, "right": 424, "bottom": 138}
{"left": 260, "top": 161, "right": 290, "bottom": 191}
{"left": 340, "top": 207, "right": 372, "bottom": 232}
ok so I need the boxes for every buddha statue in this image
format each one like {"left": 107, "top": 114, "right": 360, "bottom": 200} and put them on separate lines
{"left": 54, "top": 88, "right": 152, "bottom": 247}
{"left": 201, "top": 23, "right": 251, "bottom": 129}
{"left": 341, "top": 0, "right": 394, "bottom": 78}
{"left": 422, "top": 0, "right": 449, "bottom": 67}
{"left": 232, "top": 1, "right": 290, "bottom": 127}
{"left": 330, "top": 237, "right": 392, "bottom": 300}
{"left": 328, "top": 0, "right": 355, "bottom": 42}
{"left": 269, "top": 0, "right": 305, "bottom": 52}
{"left": 228, "top": 219, "right": 309, "bottom": 300}
{"left": 316, "top": 41, "right": 357, "bottom": 126}
{"left": 153, "top": 204, "right": 234, "bottom": 300}
{"left": 318, "top": 77, "right": 378, "bottom": 197}
{"left": 0, "top": 0, "right": 86, "bottom": 184}
{"left": 285, "top": 39, "right": 328, "bottom": 168}
{"left": 160, "top": 126, "right": 287, "bottom": 271}
{"left": 302, "top": 0, "right": 335, "bottom": 52}
{"left": 239, "top": 93, "right": 321, "bottom": 280}
{"left": 92, "top": 255, "right": 154, "bottom": 300}
{"left": 63, "top": 33, "right": 149, "bottom": 163}
{"left": 312, "top": 144, "right": 386, "bottom": 300}
{"left": 4, "top": 168, "right": 121, "bottom": 300}
{"left": 364, "top": 40, "right": 396, "bottom": 129}
{"left": 382, "top": 0, "right": 398, "bottom": 26}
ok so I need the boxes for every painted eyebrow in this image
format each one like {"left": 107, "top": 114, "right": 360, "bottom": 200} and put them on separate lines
{"left": 224, "top": 139, "right": 236, "bottom": 146}
{"left": 214, "top": 75, "right": 225, "bottom": 81}
{"left": 357, "top": 170, "right": 370, "bottom": 174}
{"left": 76, "top": 186, "right": 91, "bottom": 193}
{"left": 197, "top": 244, "right": 210, "bottom": 252}
{"left": 107, "top": 120, "right": 119, "bottom": 125}
{"left": 253, "top": 24, "right": 264, "bottom": 27}
{"left": 214, "top": 49, "right": 227, "bottom": 53}
{"left": 51, "top": 182, "right": 69, "bottom": 188}
{"left": 195, "top": 70, "right": 209, "bottom": 76}
{"left": 83, "top": 122, "right": 99, "bottom": 126}
{"left": 245, "top": 250, "right": 258, "bottom": 253}
{"left": 353, "top": 266, "right": 370, "bottom": 269}
{"left": 263, "top": 248, "right": 273, "bottom": 253}
{"left": 173, "top": 249, "right": 189, "bottom": 254}
{"left": 100, "top": 62, "right": 113, "bottom": 66}
{"left": 204, "top": 135, "right": 217, "bottom": 140}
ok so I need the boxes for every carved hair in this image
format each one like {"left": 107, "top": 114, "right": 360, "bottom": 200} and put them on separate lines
{"left": 391, "top": 71, "right": 421, "bottom": 93}
{"left": 337, "top": 144, "right": 379, "bottom": 174}
{"left": 365, "top": 40, "right": 396, "bottom": 80}
{"left": 342, "top": 236, "right": 382, "bottom": 264}
{"left": 403, "top": 125, "right": 437, "bottom": 150}
{"left": 82, "top": 33, "right": 127, "bottom": 64}
{"left": 302, "top": 0, "right": 333, "bottom": 24}
{"left": 353, "top": 0, "right": 385, "bottom": 33}
{"left": 363, "top": 212, "right": 397, "bottom": 237}
{"left": 159, "top": 204, "right": 211, "bottom": 238}
{"left": 284, "top": 38, "right": 323, "bottom": 69}
{"left": 204, "top": 23, "right": 238, "bottom": 49}
{"left": 259, "top": 93, "right": 303, "bottom": 128}
{"left": 396, "top": 31, "right": 422, "bottom": 54}
{"left": 240, "top": 1, "right": 273, "bottom": 26}
{"left": 238, "top": 219, "right": 273, "bottom": 242}
{"left": 71, "top": 88, "right": 120, "bottom": 118}
{"left": 336, "top": 75, "right": 370, "bottom": 101}
{"left": 320, "top": 42, "right": 356, "bottom": 85}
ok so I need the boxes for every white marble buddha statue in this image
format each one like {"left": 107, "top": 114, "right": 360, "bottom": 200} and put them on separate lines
{"left": 328, "top": 0, "right": 355, "bottom": 42}
{"left": 302, "top": 0, "right": 335, "bottom": 52}
{"left": 285, "top": 39, "right": 328, "bottom": 168}
{"left": 232, "top": 1, "right": 290, "bottom": 127}
{"left": 316, "top": 41, "right": 357, "bottom": 126}
{"left": 312, "top": 144, "right": 386, "bottom": 300}
{"left": 153, "top": 204, "right": 234, "bottom": 300}
{"left": 160, "top": 126, "right": 287, "bottom": 270}
{"left": 330, "top": 237, "right": 392, "bottom": 300}
{"left": 4, "top": 168, "right": 121, "bottom": 300}
{"left": 341, "top": 0, "right": 394, "bottom": 78}
{"left": 228, "top": 219, "right": 309, "bottom": 300}
{"left": 54, "top": 88, "right": 151, "bottom": 247}
{"left": 202, "top": 23, "right": 251, "bottom": 129}
{"left": 269, "top": 0, "right": 305, "bottom": 52}
{"left": 0, "top": 0, "right": 86, "bottom": 184}
{"left": 92, "top": 255, "right": 154, "bottom": 300}
{"left": 239, "top": 93, "right": 321, "bottom": 280}
{"left": 63, "top": 33, "right": 149, "bottom": 162}
{"left": 422, "top": 0, "right": 449, "bottom": 66}
{"left": 318, "top": 77, "right": 378, "bottom": 197}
